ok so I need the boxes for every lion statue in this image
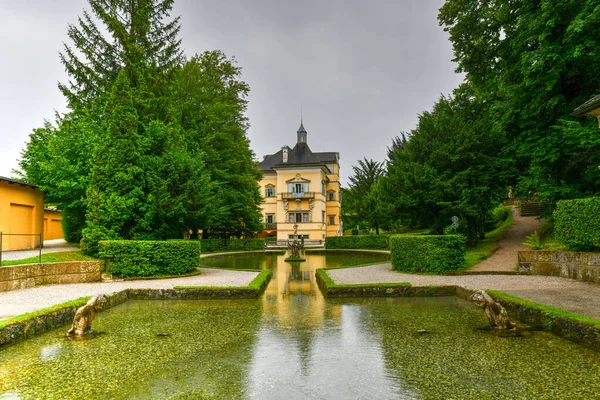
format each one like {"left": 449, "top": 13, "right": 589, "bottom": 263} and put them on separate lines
{"left": 470, "top": 290, "right": 516, "bottom": 330}
{"left": 67, "top": 294, "right": 108, "bottom": 336}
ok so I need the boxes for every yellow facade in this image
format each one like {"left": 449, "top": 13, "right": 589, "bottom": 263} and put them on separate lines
{"left": 43, "top": 209, "right": 64, "bottom": 241}
{"left": 258, "top": 123, "right": 341, "bottom": 241}
{"left": 0, "top": 177, "right": 44, "bottom": 251}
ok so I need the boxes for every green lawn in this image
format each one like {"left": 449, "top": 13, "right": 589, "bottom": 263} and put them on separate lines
{"left": 464, "top": 212, "right": 515, "bottom": 269}
{"left": 1, "top": 251, "right": 96, "bottom": 267}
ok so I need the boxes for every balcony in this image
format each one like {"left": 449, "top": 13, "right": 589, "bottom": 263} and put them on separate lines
{"left": 264, "top": 223, "right": 277, "bottom": 230}
{"left": 281, "top": 192, "right": 316, "bottom": 199}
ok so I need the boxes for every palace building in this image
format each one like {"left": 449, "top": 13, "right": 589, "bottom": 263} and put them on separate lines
{"left": 258, "top": 122, "right": 341, "bottom": 242}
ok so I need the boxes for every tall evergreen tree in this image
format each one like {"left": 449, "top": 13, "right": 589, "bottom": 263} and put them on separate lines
{"left": 177, "top": 51, "right": 263, "bottom": 237}
{"left": 343, "top": 158, "right": 386, "bottom": 234}
{"left": 59, "top": 0, "right": 183, "bottom": 111}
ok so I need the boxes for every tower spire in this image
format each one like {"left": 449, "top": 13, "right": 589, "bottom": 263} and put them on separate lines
{"left": 297, "top": 108, "right": 307, "bottom": 143}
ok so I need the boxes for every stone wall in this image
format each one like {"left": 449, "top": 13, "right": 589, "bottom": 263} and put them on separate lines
{"left": 0, "top": 261, "right": 102, "bottom": 292}
{"left": 518, "top": 251, "right": 600, "bottom": 284}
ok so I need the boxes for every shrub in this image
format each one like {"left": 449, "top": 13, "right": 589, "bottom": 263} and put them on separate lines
{"left": 554, "top": 197, "right": 600, "bottom": 251}
{"left": 200, "top": 239, "right": 265, "bottom": 252}
{"left": 523, "top": 230, "right": 543, "bottom": 250}
{"left": 325, "top": 235, "right": 389, "bottom": 250}
{"left": 99, "top": 240, "right": 201, "bottom": 277}
{"left": 390, "top": 235, "right": 466, "bottom": 274}
{"left": 485, "top": 205, "right": 513, "bottom": 231}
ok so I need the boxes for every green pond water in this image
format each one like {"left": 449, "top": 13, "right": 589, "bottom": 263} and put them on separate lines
{"left": 1, "top": 252, "right": 599, "bottom": 399}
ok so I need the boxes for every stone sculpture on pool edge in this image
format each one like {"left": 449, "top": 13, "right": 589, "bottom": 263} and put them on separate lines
{"left": 67, "top": 294, "right": 108, "bottom": 336}
{"left": 470, "top": 290, "right": 516, "bottom": 330}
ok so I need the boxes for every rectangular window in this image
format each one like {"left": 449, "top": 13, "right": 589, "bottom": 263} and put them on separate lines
{"left": 289, "top": 212, "right": 309, "bottom": 223}
{"left": 288, "top": 183, "right": 308, "bottom": 193}
{"left": 322, "top": 211, "right": 326, "bottom": 223}
{"left": 265, "top": 187, "right": 275, "bottom": 197}
{"left": 327, "top": 191, "right": 336, "bottom": 201}
{"left": 266, "top": 214, "right": 274, "bottom": 224}
{"left": 329, "top": 215, "right": 335, "bottom": 225}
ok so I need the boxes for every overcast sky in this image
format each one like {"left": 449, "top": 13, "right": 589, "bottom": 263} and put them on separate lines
{"left": 0, "top": 0, "right": 463, "bottom": 185}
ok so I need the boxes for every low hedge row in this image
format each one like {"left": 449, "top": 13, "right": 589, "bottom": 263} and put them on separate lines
{"left": 325, "top": 235, "right": 389, "bottom": 250}
{"left": 200, "top": 239, "right": 265, "bottom": 252}
{"left": 99, "top": 240, "right": 201, "bottom": 277}
{"left": 390, "top": 235, "right": 465, "bottom": 274}
{"left": 554, "top": 197, "right": 600, "bottom": 251}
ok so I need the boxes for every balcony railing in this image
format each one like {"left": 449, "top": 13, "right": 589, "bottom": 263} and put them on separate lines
{"left": 281, "top": 192, "right": 316, "bottom": 199}
{"left": 264, "top": 223, "right": 277, "bottom": 230}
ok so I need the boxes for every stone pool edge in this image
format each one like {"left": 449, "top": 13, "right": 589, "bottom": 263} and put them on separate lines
{"left": 0, "top": 272, "right": 272, "bottom": 348}
{"left": 316, "top": 268, "right": 600, "bottom": 351}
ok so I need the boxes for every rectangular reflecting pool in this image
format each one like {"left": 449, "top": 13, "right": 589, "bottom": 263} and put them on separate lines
{"left": 1, "top": 297, "right": 599, "bottom": 399}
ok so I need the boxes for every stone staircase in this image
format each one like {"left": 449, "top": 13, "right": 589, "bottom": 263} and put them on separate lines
{"left": 520, "top": 201, "right": 552, "bottom": 217}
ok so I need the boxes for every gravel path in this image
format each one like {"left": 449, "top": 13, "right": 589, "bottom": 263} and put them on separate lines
{"left": 0, "top": 268, "right": 258, "bottom": 319}
{"left": 1, "top": 239, "right": 79, "bottom": 261}
{"left": 471, "top": 207, "right": 543, "bottom": 272}
{"left": 329, "top": 263, "right": 600, "bottom": 319}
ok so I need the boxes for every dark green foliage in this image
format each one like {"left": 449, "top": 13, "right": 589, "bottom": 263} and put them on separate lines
{"left": 178, "top": 52, "right": 263, "bottom": 237}
{"left": 58, "top": 0, "right": 183, "bottom": 110}
{"left": 554, "top": 197, "right": 600, "bottom": 251}
{"left": 18, "top": 4, "right": 262, "bottom": 252}
{"left": 484, "top": 205, "right": 513, "bottom": 231}
{"left": 342, "top": 158, "right": 388, "bottom": 233}
{"left": 99, "top": 240, "right": 201, "bottom": 277}
{"left": 439, "top": 0, "right": 600, "bottom": 201}
{"left": 200, "top": 239, "right": 265, "bottom": 252}
{"left": 61, "top": 207, "right": 86, "bottom": 243}
{"left": 390, "top": 235, "right": 466, "bottom": 274}
{"left": 325, "top": 235, "right": 389, "bottom": 250}
{"left": 381, "top": 85, "right": 514, "bottom": 245}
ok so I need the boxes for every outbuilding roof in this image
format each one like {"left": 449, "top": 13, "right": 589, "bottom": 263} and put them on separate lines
{"left": 572, "top": 94, "right": 600, "bottom": 116}
{"left": 0, "top": 176, "right": 38, "bottom": 189}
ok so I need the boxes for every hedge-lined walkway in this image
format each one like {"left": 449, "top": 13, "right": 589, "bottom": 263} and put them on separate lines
{"left": 0, "top": 268, "right": 259, "bottom": 320}
{"left": 328, "top": 263, "right": 600, "bottom": 320}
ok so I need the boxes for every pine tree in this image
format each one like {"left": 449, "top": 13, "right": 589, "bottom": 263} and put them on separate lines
{"left": 59, "top": 0, "right": 183, "bottom": 111}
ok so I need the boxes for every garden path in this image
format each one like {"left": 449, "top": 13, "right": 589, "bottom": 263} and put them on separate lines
{"left": 470, "top": 207, "right": 543, "bottom": 272}
{"left": 0, "top": 268, "right": 258, "bottom": 320}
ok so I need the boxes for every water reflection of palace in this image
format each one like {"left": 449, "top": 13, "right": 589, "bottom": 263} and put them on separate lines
{"left": 261, "top": 252, "right": 341, "bottom": 330}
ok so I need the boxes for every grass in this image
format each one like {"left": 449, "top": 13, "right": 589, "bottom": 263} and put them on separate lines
{"left": 316, "top": 268, "right": 411, "bottom": 290}
{"left": 488, "top": 290, "right": 600, "bottom": 329}
{"left": 0, "top": 296, "right": 91, "bottom": 329}
{"left": 539, "top": 231, "right": 571, "bottom": 251}
{"left": 464, "top": 212, "right": 515, "bottom": 269}
{"left": 174, "top": 270, "right": 272, "bottom": 291}
{"left": 1, "top": 250, "right": 95, "bottom": 267}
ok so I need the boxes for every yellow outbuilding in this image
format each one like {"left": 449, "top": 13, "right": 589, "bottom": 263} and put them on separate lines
{"left": 258, "top": 122, "right": 341, "bottom": 242}
{"left": 0, "top": 176, "right": 45, "bottom": 250}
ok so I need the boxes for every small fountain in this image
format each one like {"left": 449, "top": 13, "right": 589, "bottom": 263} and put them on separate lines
{"left": 285, "top": 223, "right": 306, "bottom": 262}
{"left": 470, "top": 290, "right": 516, "bottom": 330}
{"left": 66, "top": 294, "right": 108, "bottom": 336}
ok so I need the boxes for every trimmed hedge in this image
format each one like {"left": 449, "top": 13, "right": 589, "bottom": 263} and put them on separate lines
{"left": 390, "top": 234, "right": 466, "bottom": 274}
{"left": 99, "top": 240, "right": 201, "bottom": 277}
{"left": 554, "top": 197, "right": 600, "bottom": 251}
{"left": 200, "top": 239, "right": 265, "bottom": 252}
{"left": 325, "top": 235, "right": 389, "bottom": 250}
